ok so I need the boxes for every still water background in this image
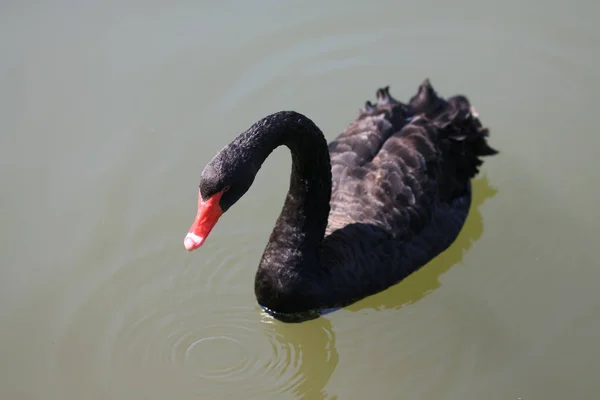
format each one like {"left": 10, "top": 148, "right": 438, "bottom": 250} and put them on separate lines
{"left": 1, "top": 0, "right": 599, "bottom": 399}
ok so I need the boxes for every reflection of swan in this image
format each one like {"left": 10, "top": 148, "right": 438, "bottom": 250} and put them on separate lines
{"left": 260, "top": 311, "right": 339, "bottom": 399}
{"left": 185, "top": 80, "right": 497, "bottom": 321}
{"left": 252, "top": 177, "right": 495, "bottom": 398}
{"left": 347, "top": 175, "right": 498, "bottom": 312}
{"left": 251, "top": 178, "right": 495, "bottom": 399}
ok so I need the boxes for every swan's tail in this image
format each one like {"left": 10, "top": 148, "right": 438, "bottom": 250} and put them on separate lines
{"left": 431, "top": 92, "right": 498, "bottom": 193}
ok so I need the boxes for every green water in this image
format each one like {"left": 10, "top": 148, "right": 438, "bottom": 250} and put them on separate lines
{"left": 1, "top": 0, "right": 599, "bottom": 399}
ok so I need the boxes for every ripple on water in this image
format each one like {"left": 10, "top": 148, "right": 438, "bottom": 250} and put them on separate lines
{"left": 56, "top": 229, "right": 309, "bottom": 399}
{"left": 110, "top": 306, "right": 303, "bottom": 393}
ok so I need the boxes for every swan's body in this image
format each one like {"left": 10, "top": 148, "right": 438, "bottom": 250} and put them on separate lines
{"left": 185, "top": 80, "right": 496, "bottom": 322}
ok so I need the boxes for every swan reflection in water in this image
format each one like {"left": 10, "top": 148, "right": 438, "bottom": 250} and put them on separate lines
{"left": 258, "top": 175, "right": 497, "bottom": 399}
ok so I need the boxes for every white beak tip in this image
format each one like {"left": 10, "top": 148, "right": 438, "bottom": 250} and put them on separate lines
{"left": 184, "top": 233, "right": 204, "bottom": 251}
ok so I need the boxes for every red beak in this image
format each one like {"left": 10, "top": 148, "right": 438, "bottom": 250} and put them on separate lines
{"left": 184, "top": 190, "right": 224, "bottom": 251}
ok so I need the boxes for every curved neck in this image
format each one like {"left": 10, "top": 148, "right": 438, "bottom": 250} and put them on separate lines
{"left": 242, "top": 111, "right": 331, "bottom": 305}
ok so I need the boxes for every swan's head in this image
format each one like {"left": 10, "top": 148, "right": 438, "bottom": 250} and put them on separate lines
{"left": 184, "top": 148, "right": 257, "bottom": 251}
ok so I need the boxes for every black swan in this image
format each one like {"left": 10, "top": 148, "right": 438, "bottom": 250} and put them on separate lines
{"left": 184, "top": 80, "right": 497, "bottom": 322}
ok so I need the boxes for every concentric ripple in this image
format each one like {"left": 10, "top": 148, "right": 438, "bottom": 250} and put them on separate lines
{"left": 109, "top": 307, "right": 303, "bottom": 397}
{"left": 54, "top": 227, "right": 338, "bottom": 399}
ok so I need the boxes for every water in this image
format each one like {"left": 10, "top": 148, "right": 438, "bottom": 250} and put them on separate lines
{"left": 1, "top": 0, "right": 599, "bottom": 399}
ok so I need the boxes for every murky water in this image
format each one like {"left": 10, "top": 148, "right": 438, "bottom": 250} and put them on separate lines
{"left": 1, "top": 0, "right": 599, "bottom": 399}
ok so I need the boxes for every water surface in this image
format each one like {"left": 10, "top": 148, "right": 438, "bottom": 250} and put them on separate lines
{"left": 1, "top": 0, "right": 599, "bottom": 399}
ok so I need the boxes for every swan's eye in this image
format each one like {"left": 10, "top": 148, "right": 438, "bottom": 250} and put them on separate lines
{"left": 222, "top": 185, "right": 231, "bottom": 193}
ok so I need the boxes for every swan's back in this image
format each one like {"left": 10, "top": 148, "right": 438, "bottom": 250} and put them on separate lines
{"left": 324, "top": 80, "right": 496, "bottom": 236}
{"left": 327, "top": 87, "right": 411, "bottom": 194}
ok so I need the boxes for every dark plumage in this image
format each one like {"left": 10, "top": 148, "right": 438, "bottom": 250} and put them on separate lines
{"left": 185, "top": 79, "right": 497, "bottom": 322}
